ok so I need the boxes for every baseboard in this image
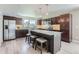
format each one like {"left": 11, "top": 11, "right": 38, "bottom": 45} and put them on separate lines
{"left": 72, "top": 39, "right": 79, "bottom": 44}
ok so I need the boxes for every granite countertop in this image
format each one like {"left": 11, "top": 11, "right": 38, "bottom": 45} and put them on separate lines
{"left": 32, "top": 30, "right": 61, "bottom": 35}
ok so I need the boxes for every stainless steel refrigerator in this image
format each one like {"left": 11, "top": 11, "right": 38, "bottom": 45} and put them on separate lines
{"left": 4, "top": 20, "right": 16, "bottom": 40}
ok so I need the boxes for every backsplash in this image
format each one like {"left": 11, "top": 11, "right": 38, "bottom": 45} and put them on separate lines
{"left": 36, "top": 24, "right": 60, "bottom": 30}
{"left": 36, "top": 25, "right": 49, "bottom": 29}
{"left": 16, "top": 25, "right": 23, "bottom": 30}
{"left": 52, "top": 24, "right": 60, "bottom": 30}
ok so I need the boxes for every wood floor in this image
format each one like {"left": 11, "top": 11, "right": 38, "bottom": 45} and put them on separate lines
{"left": 0, "top": 38, "right": 79, "bottom": 54}
{"left": 0, "top": 38, "right": 50, "bottom": 54}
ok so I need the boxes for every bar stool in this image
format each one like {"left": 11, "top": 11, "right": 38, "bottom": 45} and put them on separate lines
{"left": 30, "top": 35, "right": 38, "bottom": 48}
{"left": 35, "top": 38, "right": 48, "bottom": 54}
{"left": 25, "top": 33, "right": 30, "bottom": 44}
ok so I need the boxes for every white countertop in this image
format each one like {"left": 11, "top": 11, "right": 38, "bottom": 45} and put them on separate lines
{"left": 32, "top": 30, "right": 61, "bottom": 35}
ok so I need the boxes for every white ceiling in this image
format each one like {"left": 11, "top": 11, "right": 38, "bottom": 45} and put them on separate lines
{"left": 0, "top": 4, "right": 79, "bottom": 18}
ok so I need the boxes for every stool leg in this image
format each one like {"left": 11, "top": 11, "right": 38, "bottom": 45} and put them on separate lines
{"left": 32, "top": 39, "right": 35, "bottom": 48}
{"left": 27, "top": 37, "right": 29, "bottom": 43}
{"left": 29, "top": 37, "right": 31, "bottom": 43}
{"left": 25, "top": 36, "right": 27, "bottom": 42}
{"left": 35, "top": 41, "right": 37, "bottom": 50}
{"left": 46, "top": 42, "right": 48, "bottom": 52}
{"left": 28, "top": 37, "right": 30, "bottom": 44}
{"left": 41, "top": 43, "right": 43, "bottom": 54}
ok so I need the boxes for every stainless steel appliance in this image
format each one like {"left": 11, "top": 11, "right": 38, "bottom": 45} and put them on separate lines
{"left": 4, "top": 20, "right": 16, "bottom": 40}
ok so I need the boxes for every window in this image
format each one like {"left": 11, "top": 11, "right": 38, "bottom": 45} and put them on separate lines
{"left": 29, "top": 20, "right": 36, "bottom": 29}
{"left": 23, "top": 19, "right": 29, "bottom": 28}
{"left": 23, "top": 19, "right": 36, "bottom": 30}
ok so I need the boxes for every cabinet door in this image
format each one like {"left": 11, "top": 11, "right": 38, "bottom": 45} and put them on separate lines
{"left": 61, "top": 30, "right": 69, "bottom": 42}
{"left": 37, "top": 20, "right": 42, "bottom": 25}
{"left": 60, "top": 14, "right": 70, "bottom": 42}
{"left": 51, "top": 17, "right": 60, "bottom": 24}
{"left": 16, "top": 19, "right": 22, "bottom": 25}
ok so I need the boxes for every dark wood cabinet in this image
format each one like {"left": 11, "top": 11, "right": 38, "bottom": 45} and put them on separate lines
{"left": 61, "top": 30, "right": 69, "bottom": 42}
{"left": 16, "top": 18, "right": 22, "bottom": 25}
{"left": 37, "top": 19, "right": 42, "bottom": 25}
{"left": 59, "top": 14, "right": 70, "bottom": 42}
{"left": 51, "top": 17, "right": 60, "bottom": 24}
{"left": 51, "top": 14, "right": 71, "bottom": 43}
{"left": 16, "top": 30, "right": 28, "bottom": 38}
{"left": 3, "top": 15, "right": 16, "bottom": 20}
{"left": 37, "top": 14, "right": 72, "bottom": 43}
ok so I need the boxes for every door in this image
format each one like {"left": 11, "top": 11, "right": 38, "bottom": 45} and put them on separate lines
{"left": 4, "top": 20, "right": 9, "bottom": 40}
{"left": 8, "top": 20, "right": 16, "bottom": 39}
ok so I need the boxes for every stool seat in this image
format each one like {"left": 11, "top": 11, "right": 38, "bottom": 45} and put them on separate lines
{"left": 30, "top": 35, "right": 37, "bottom": 38}
{"left": 36, "top": 38, "right": 47, "bottom": 43}
{"left": 35, "top": 38, "right": 48, "bottom": 54}
{"left": 30, "top": 35, "right": 38, "bottom": 48}
{"left": 26, "top": 33, "right": 30, "bottom": 36}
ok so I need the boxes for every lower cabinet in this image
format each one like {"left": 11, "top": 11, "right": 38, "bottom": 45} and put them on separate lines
{"left": 61, "top": 30, "right": 69, "bottom": 42}
{"left": 16, "top": 30, "right": 28, "bottom": 38}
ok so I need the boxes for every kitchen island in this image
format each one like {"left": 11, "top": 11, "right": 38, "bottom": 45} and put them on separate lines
{"left": 31, "top": 30, "right": 61, "bottom": 54}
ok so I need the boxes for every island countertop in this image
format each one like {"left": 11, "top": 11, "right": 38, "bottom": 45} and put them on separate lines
{"left": 31, "top": 30, "right": 61, "bottom": 36}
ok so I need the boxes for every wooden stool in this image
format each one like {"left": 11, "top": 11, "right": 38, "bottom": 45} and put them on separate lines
{"left": 26, "top": 33, "right": 30, "bottom": 44}
{"left": 30, "top": 35, "right": 38, "bottom": 48}
{"left": 35, "top": 38, "right": 48, "bottom": 54}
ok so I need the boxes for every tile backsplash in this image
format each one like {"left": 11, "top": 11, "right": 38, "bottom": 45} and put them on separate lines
{"left": 36, "top": 24, "right": 60, "bottom": 30}
{"left": 16, "top": 25, "right": 23, "bottom": 30}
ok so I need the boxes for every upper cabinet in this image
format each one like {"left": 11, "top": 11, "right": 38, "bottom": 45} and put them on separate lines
{"left": 16, "top": 18, "right": 22, "bottom": 25}
{"left": 51, "top": 17, "right": 60, "bottom": 24}
{"left": 3, "top": 15, "right": 16, "bottom": 20}
{"left": 37, "top": 19, "right": 42, "bottom": 25}
{"left": 59, "top": 14, "right": 70, "bottom": 30}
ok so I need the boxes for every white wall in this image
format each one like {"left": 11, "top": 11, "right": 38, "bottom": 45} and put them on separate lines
{"left": 70, "top": 10, "right": 79, "bottom": 41}
{"left": 48, "top": 9, "right": 79, "bottom": 41}
{"left": 0, "top": 12, "right": 3, "bottom": 46}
